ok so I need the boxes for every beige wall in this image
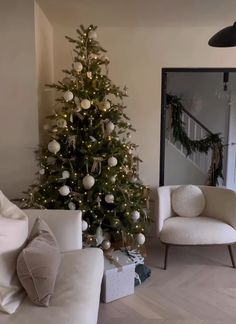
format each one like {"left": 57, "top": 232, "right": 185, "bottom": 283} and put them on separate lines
{"left": 0, "top": 0, "right": 38, "bottom": 199}
{"left": 35, "top": 2, "right": 54, "bottom": 144}
{"left": 53, "top": 26, "right": 236, "bottom": 188}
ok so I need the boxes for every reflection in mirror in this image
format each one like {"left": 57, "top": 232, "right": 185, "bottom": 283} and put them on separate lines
{"left": 160, "top": 69, "right": 236, "bottom": 189}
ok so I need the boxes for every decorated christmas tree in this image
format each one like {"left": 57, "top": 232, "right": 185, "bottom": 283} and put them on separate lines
{"left": 22, "top": 25, "right": 150, "bottom": 250}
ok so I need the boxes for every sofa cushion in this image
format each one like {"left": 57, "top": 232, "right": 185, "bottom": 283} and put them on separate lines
{"left": 171, "top": 185, "right": 205, "bottom": 217}
{"left": 160, "top": 216, "right": 236, "bottom": 245}
{"left": 17, "top": 218, "right": 61, "bottom": 307}
{"left": 1, "top": 248, "right": 104, "bottom": 324}
{"left": 0, "top": 191, "right": 28, "bottom": 314}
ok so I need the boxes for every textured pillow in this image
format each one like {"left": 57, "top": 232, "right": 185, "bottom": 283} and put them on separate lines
{"left": 0, "top": 191, "right": 28, "bottom": 314}
{"left": 17, "top": 217, "right": 61, "bottom": 307}
{"left": 171, "top": 185, "right": 205, "bottom": 217}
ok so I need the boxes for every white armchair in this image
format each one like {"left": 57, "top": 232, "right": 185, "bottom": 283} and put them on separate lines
{"left": 157, "top": 185, "right": 236, "bottom": 269}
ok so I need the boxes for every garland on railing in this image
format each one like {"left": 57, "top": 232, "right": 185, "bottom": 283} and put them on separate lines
{"left": 166, "top": 94, "right": 223, "bottom": 186}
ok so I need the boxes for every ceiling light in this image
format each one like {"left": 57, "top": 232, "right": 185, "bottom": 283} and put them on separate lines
{"left": 208, "top": 22, "right": 236, "bottom": 47}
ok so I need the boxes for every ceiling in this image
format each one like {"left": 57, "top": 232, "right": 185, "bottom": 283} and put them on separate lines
{"left": 37, "top": 0, "right": 236, "bottom": 28}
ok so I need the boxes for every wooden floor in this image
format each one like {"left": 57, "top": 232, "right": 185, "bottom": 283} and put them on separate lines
{"left": 98, "top": 239, "right": 236, "bottom": 324}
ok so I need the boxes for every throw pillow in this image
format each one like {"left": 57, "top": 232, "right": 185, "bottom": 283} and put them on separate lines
{"left": 171, "top": 185, "right": 205, "bottom": 217}
{"left": 0, "top": 191, "right": 28, "bottom": 314}
{"left": 17, "top": 217, "right": 61, "bottom": 307}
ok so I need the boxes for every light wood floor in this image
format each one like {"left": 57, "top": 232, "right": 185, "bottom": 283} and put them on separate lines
{"left": 98, "top": 239, "right": 236, "bottom": 324}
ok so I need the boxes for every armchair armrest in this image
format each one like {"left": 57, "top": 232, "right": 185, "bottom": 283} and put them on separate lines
{"left": 156, "top": 186, "right": 178, "bottom": 235}
{"left": 200, "top": 186, "right": 236, "bottom": 229}
{"left": 24, "top": 209, "right": 82, "bottom": 252}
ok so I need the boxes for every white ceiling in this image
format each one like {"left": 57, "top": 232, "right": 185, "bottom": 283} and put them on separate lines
{"left": 37, "top": 0, "right": 236, "bottom": 28}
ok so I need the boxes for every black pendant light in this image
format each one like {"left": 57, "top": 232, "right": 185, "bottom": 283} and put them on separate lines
{"left": 208, "top": 21, "right": 236, "bottom": 47}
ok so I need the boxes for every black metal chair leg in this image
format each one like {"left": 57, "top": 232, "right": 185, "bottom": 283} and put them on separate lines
{"left": 227, "top": 245, "right": 236, "bottom": 268}
{"left": 164, "top": 244, "right": 170, "bottom": 270}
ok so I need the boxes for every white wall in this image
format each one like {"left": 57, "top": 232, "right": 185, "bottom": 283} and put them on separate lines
{"left": 0, "top": 0, "right": 38, "bottom": 199}
{"left": 53, "top": 25, "right": 236, "bottom": 188}
{"left": 35, "top": 2, "right": 54, "bottom": 144}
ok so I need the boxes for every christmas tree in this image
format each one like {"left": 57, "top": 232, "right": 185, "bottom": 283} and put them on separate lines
{"left": 23, "top": 25, "right": 150, "bottom": 250}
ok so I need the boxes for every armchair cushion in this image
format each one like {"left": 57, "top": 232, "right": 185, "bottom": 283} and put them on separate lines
{"left": 160, "top": 216, "right": 236, "bottom": 245}
{"left": 171, "top": 185, "right": 205, "bottom": 217}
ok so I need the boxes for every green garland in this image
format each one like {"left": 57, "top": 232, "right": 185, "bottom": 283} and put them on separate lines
{"left": 166, "top": 94, "right": 223, "bottom": 186}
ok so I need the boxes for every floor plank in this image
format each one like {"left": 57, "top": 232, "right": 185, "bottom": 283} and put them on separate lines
{"left": 98, "top": 239, "right": 236, "bottom": 324}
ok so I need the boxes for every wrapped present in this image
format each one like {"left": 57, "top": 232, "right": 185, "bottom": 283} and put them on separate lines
{"left": 101, "top": 250, "right": 135, "bottom": 303}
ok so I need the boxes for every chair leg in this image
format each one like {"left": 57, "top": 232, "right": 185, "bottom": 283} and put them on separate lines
{"left": 227, "top": 245, "right": 236, "bottom": 268}
{"left": 164, "top": 244, "right": 170, "bottom": 270}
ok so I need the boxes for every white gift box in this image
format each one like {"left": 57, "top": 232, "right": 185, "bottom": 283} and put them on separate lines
{"left": 101, "top": 250, "right": 135, "bottom": 303}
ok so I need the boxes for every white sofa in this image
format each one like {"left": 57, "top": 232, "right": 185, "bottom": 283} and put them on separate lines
{"left": 157, "top": 186, "right": 236, "bottom": 269}
{"left": 0, "top": 209, "right": 104, "bottom": 324}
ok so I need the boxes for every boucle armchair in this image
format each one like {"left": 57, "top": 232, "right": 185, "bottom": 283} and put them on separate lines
{"left": 157, "top": 185, "right": 236, "bottom": 269}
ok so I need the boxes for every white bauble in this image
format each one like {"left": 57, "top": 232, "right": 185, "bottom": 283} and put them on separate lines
{"left": 57, "top": 118, "right": 67, "bottom": 128}
{"left": 108, "top": 156, "right": 118, "bottom": 167}
{"left": 59, "top": 185, "right": 70, "bottom": 196}
{"left": 62, "top": 170, "right": 70, "bottom": 179}
{"left": 73, "top": 62, "right": 83, "bottom": 72}
{"left": 136, "top": 233, "right": 145, "bottom": 245}
{"left": 39, "top": 168, "right": 45, "bottom": 175}
{"left": 68, "top": 202, "right": 76, "bottom": 210}
{"left": 82, "top": 174, "right": 95, "bottom": 190}
{"left": 105, "top": 194, "right": 114, "bottom": 204}
{"left": 63, "top": 90, "right": 73, "bottom": 101}
{"left": 106, "top": 121, "right": 115, "bottom": 135}
{"left": 88, "top": 30, "right": 97, "bottom": 40}
{"left": 48, "top": 139, "right": 60, "bottom": 154}
{"left": 132, "top": 210, "right": 140, "bottom": 222}
{"left": 102, "top": 239, "right": 111, "bottom": 250}
{"left": 110, "top": 176, "right": 116, "bottom": 183}
{"left": 81, "top": 99, "right": 91, "bottom": 110}
{"left": 82, "top": 220, "right": 88, "bottom": 231}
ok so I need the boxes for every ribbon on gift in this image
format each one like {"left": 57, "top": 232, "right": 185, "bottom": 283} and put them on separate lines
{"left": 104, "top": 250, "right": 123, "bottom": 271}
{"left": 91, "top": 157, "right": 103, "bottom": 174}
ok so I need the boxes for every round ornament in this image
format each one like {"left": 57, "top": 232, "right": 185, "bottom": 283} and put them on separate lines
{"left": 58, "top": 185, "right": 70, "bottom": 196}
{"left": 110, "top": 176, "right": 116, "bottom": 183}
{"left": 48, "top": 139, "right": 60, "bottom": 154}
{"left": 108, "top": 156, "right": 118, "bottom": 167}
{"left": 57, "top": 118, "right": 67, "bottom": 128}
{"left": 73, "top": 62, "right": 83, "bottom": 72}
{"left": 131, "top": 210, "right": 140, "bottom": 222}
{"left": 106, "top": 121, "right": 115, "bottom": 135}
{"left": 68, "top": 202, "right": 76, "bottom": 210}
{"left": 39, "top": 168, "right": 45, "bottom": 175}
{"left": 82, "top": 220, "right": 88, "bottom": 231}
{"left": 82, "top": 174, "right": 95, "bottom": 190}
{"left": 136, "top": 233, "right": 145, "bottom": 245}
{"left": 63, "top": 90, "right": 73, "bottom": 101}
{"left": 88, "top": 30, "right": 97, "bottom": 40}
{"left": 62, "top": 77, "right": 72, "bottom": 86}
{"left": 101, "top": 240, "right": 111, "bottom": 250}
{"left": 81, "top": 99, "right": 91, "bottom": 110}
{"left": 62, "top": 170, "right": 70, "bottom": 179}
{"left": 105, "top": 194, "right": 114, "bottom": 204}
